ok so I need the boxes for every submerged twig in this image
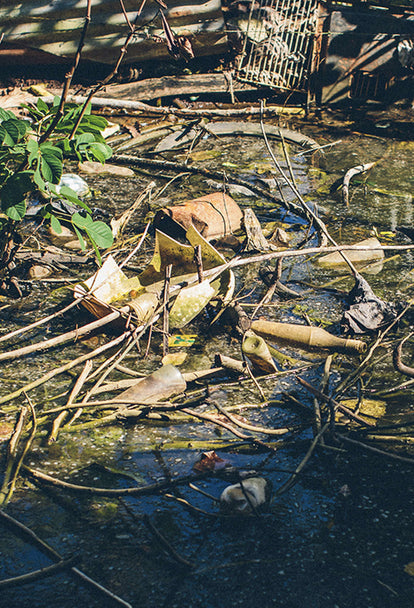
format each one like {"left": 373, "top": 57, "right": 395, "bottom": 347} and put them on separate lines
{"left": 275, "top": 422, "right": 330, "bottom": 495}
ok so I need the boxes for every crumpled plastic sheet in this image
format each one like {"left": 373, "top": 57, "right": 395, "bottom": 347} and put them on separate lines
{"left": 341, "top": 273, "right": 399, "bottom": 334}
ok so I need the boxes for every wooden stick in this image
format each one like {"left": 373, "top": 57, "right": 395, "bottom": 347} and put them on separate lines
{"left": 393, "top": 333, "right": 414, "bottom": 378}
{"left": 23, "top": 465, "right": 211, "bottom": 496}
{"left": 275, "top": 422, "right": 330, "bottom": 495}
{"left": 41, "top": 96, "right": 302, "bottom": 119}
{"left": 0, "top": 407, "right": 28, "bottom": 505}
{"left": 337, "top": 434, "right": 414, "bottom": 465}
{"left": 182, "top": 408, "right": 278, "bottom": 452}
{"left": 3, "top": 394, "right": 37, "bottom": 505}
{"left": 213, "top": 401, "right": 292, "bottom": 436}
{"left": 0, "top": 299, "right": 80, "bottom": 344}
{"left": 162, "top": 264, "right": 172, "bottom": 358}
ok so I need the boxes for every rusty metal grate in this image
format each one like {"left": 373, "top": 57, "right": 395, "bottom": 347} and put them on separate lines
{"left": 236, "top": 0, "right": 319, "bottom": 92}
{"left": 349, "top": 71, "right": 392, "bottom": 101}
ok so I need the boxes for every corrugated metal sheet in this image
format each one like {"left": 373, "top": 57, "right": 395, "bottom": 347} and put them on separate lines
{"left": 0, "top": 0, "right": 228, "bottom": 64}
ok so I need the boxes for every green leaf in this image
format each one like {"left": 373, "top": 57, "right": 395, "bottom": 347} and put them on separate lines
{"left": 88, "top": 142, "right": 112, "bottom": 163}
{"left": 73, "top": 225, "right": 86, "bottom": 250}
{"left": 36, "top": 98, "right": 50, "bottom": 114}
{"left": 71, "top": 211, "right": 93, "bottom": 229}
{"left": 2, "top": 118, "right": 28, "bottom": 144}
{"left": 40, "top": 148, "right": 63, "bottom": 184}
{"left": 4, "top": 199, "right": 27, "bottom": 221}
{"left": 74, "top": 132, "right": 95, "bottom": 146}
{"left": 27, "top": 138, "right": 39, "bottom": 166}
{"left": 40, "top": 143, "right": 63, "bottom": 160}
{"left": 83, "top": 115, "right": 108, "bottom": 130}
{"left": 0, "top": 125, "right": 9, "bottom": 146}
{"left": 50, "top": 214, "right": 63, "bottom": 234}
{"left": 57, "top": 186, "right": 92, "bottom": 213}
{"left": 85, "top": 220, "right": 113, "bottom": 248}
{"left": 33, "top": 165, "right": 46, "bottom": 190}
{"left": 0, "top": 108, "right": 15, "bottom": 122}
{"left": 1, "top": 171, "right": 33, "bottom": 209}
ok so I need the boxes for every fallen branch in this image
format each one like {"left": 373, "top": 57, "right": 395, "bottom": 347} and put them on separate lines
{"left": 337, "top": 433, "right": 414, "bottom": 464}
{"left": 275, "top": 422, "right": 330, "bottom": 495}
{"left": 296, "top": 377, "right": 375, "bottom": 427}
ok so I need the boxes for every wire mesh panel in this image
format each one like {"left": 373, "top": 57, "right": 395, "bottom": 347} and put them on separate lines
{"left": 236, "top": 0, "right": 319, "bottom": 92}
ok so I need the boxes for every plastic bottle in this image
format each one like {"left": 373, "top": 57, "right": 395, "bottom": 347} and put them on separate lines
{"left": 250, "top": 320, "right": 366, "bottom": 355}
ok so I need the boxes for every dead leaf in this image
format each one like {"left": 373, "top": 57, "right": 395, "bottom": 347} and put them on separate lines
{"left": 162, "top": 351, "right": 187, "bottom": 366}
{"left": 404, "top": 562, "right": 414, "bottom": 576}
{"left": 192, "top": 450, "right": 229, "bottom": 472}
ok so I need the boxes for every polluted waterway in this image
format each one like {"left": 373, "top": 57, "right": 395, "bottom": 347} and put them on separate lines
{"left": 1, "top": 113, "right": 414, "bottom": 608}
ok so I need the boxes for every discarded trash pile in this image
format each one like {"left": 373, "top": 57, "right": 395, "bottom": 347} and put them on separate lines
{"left": 1, "top": 110, "right": 414, "bottom": 606}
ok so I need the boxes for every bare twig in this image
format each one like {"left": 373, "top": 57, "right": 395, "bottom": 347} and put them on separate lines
{"left": 39, "top": 0, "right": 92, "bottom": 143}
{"left": 162, "top": 264, "right": 172, "bottom": 358}
{"left": 275, "top": 422, "right": 330, "bottom": 496}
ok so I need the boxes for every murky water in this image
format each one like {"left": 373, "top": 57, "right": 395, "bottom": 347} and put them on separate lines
{"left": 1, "top": 111, "right": 414, "bottom": 608}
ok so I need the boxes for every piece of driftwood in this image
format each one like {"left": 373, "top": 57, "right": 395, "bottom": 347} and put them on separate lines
{"left": 342, "top": 162, "right": 375, "bottom": 206}
{"left": 15, "top": 248, "right": 90, "bottom": 265}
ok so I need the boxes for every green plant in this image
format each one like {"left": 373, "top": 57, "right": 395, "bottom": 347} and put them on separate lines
{"left": 0, "top": 97, "right": 114, "bottom": 265}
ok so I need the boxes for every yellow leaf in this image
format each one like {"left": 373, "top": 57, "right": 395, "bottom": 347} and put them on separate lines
{"left": 404, "top": 562, "right": 414, "bottom": 576}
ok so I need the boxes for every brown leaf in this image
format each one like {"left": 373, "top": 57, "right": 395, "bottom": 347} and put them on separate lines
{"left": 192, "top": 450, "right": 229, "bottom": 472}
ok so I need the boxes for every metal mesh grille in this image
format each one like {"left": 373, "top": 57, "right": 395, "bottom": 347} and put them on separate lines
{"left": 236, "top": 0, "right": 319, "bottom": 92}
